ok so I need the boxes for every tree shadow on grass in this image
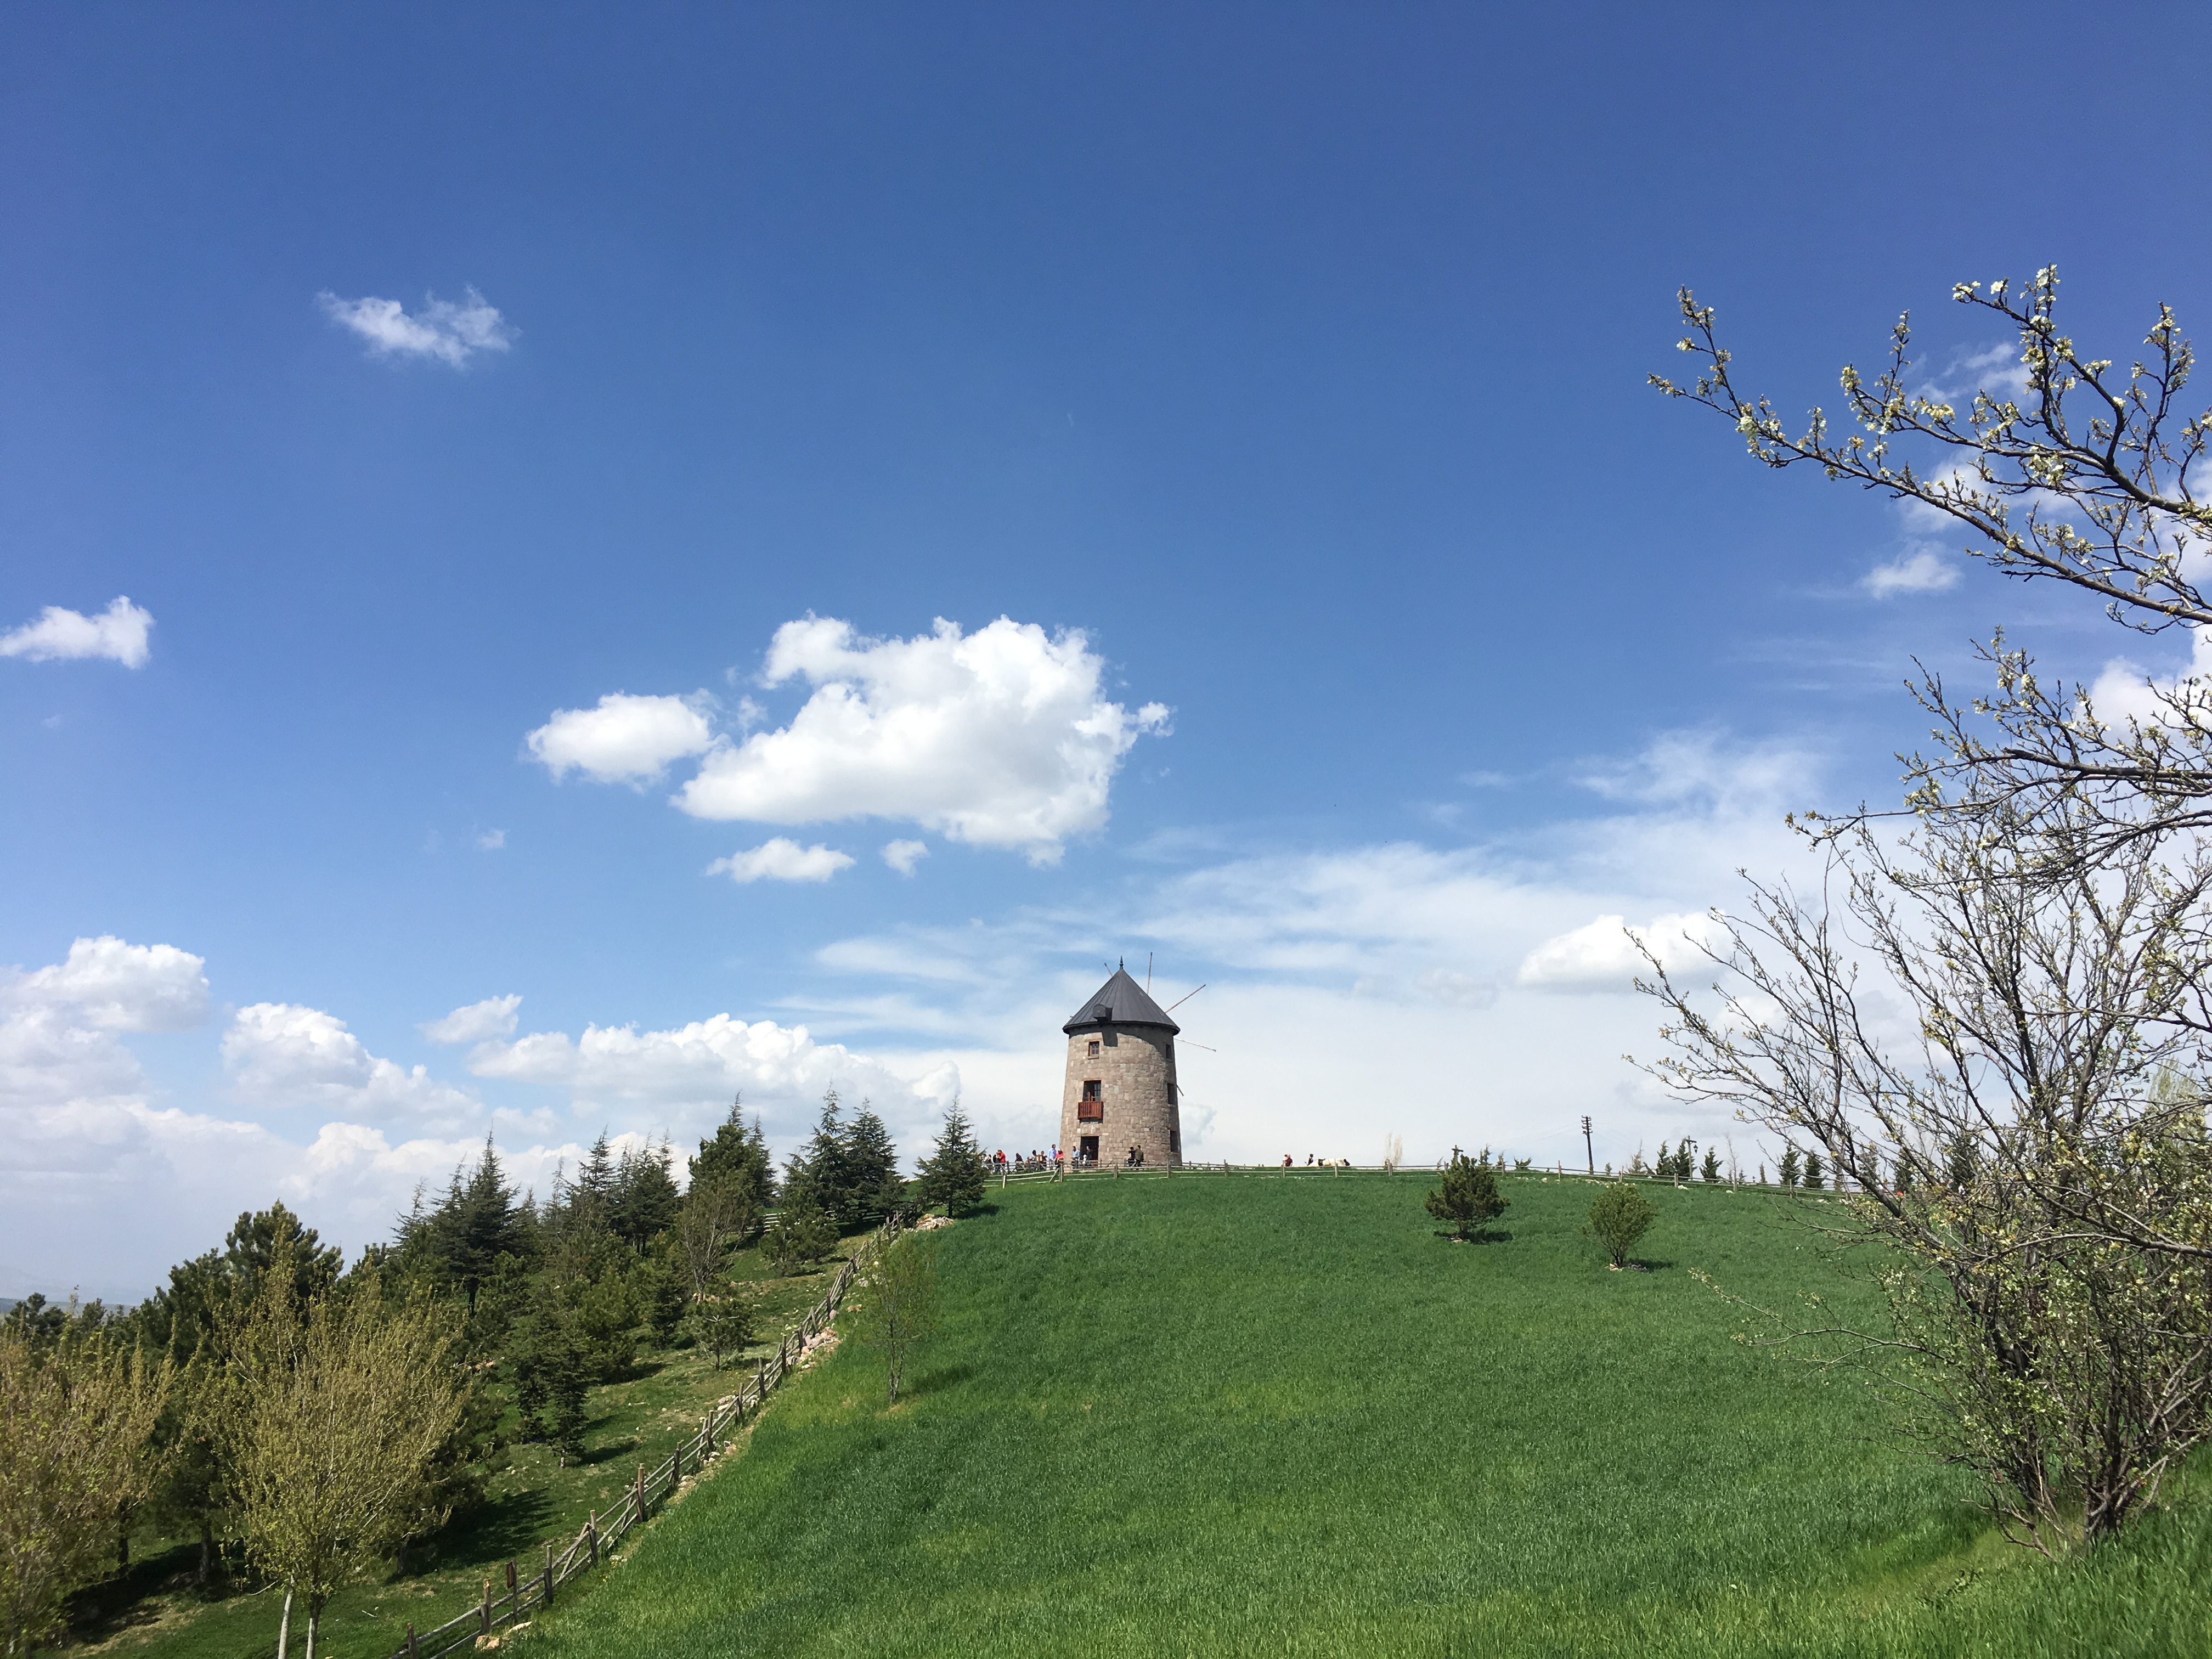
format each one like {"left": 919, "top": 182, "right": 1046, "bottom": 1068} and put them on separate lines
{"left": 65, "top": 1541, "right": 222, "bottom": 1644}
{"left": 1435, "top": 1229, "right": 1515, "bottom": 1244}
{"left": 575, "top": 1435, "right": 641, "bottom": 1468}
{"left": 431, "top": 1484, "right": 557, "bottom": 1570}
{"left": 902, "top": 1362, "right": 977, "bottom": 1401}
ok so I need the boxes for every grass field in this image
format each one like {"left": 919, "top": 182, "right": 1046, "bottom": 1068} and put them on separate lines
{"left": 514, "top": 1171, "right": 2212, "bottom": 1658}
{"left": 73, "top": 1234, "right": 872, "bottom": 1659}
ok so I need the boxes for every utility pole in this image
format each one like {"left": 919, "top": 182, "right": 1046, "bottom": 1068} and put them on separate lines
{"left": 1581, "top": 1116, "right": 1594, "bottom": 1175}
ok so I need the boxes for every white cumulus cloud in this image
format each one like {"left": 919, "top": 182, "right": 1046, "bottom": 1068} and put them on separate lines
{"left": 0, "top": 597, "right": 154, "bottom": 667}
{"left": 708, "top": 839, "right": 855, "bottom": 884}
{"left": 420, "top": 995, "right": 523, "bottom": 1046}
{"left": 527, "top": 692, "right": 716, "bottom": 784}
{"left": 223, "top": 1003, "right": 481, "bottom": 1122}
{"left": 1, "top": 939, "right": 206, "bottom": 1120}
{"left": 674, "top": 616, "right": 1168, "bottom": 864}
{"left": 0, "top": 936, "right": 244, "bottom": 1295}
{"left": 317, "top": 287, "right": 515, "bottom": 366}
{"left": 882, "top": 839, "right": 929, "bottom": 876}
{"left": 467, "top": 1011, "right": 958, "bottom": 1129}
{"left": 2086, "top": 629, "right": 2212, "bottom": 730}
{"left": 13, "top": 936, "right": 210, "bottom": 1032}
{"left": 1515, "top": 911, "right": 1725, "bottom": 992}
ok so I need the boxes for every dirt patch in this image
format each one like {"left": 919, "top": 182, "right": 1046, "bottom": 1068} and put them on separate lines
{"left": 913, "top": 1213, "right": 956, "bottom": 1231}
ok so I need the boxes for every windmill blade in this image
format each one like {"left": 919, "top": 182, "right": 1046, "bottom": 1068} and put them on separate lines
{"left": 1164, "top": 983, "right": 1207, "bottom": 1012}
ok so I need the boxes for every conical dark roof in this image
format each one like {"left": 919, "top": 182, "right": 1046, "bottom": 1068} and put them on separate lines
{"left": 1063, "top": 966, "right": 1180, "bottom": 1035}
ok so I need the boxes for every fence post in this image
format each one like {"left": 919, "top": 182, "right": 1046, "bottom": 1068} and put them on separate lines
{"left": 588, "top": 1512, "right": 598, "bottom": 1567}
{"left": 505, "top": 1558, "right": 517, "bottom": 1616}
{"left": 703, "top": 1409, "right": 714, "bottom": 1457}
{"left": 636, "top": 1463, "right": 646, "bottom": 1520}
{"left": 673, "top": 1440, "right": 683, "bottom": 1483}
{"left": 543, "top": 1542, "right": 554, "bottom": 1606}
{"left": 480, "top": 1579, "right": 492, "bottom": 1634}
{"left": 406, "top": 1622, "right": 417, "bottom": 1658}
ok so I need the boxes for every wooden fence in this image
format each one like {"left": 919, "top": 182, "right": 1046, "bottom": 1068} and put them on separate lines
{"left": 985, "top": 1161, "right": 1871, "bottom": 1193}
{"left": 375, "top": 1212, "right": 903, "bottom": 1659}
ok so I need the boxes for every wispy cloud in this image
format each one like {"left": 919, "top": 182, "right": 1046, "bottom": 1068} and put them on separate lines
{"left": 420, "top": 994, "right": 522, "bottom": 1046}
{"left": 317, "top": 287, "right": 515, "bottom": 366}
{"left": 1863, "top": 546, "right": 1959, "bottom": 598}
{"left": 0, "top": 597, "right": 154, "bottom": 667}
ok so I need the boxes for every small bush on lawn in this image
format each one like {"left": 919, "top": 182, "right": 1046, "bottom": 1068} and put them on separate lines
{"left": 1425, "top": 1148, "right": 1508, "bottom": 1242}
{"left": 1586, "top": 1182, "right": 1657, "bottom": 1268}
{"left": 766, "top": 1201, "right": 836, "bottom": 1277}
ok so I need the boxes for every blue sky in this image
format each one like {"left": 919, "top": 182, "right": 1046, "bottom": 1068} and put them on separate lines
{"left": 6, "top": 3, "right": 2210, "bottom": 1296}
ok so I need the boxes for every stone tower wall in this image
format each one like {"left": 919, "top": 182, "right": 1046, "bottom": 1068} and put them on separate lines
{"left": 1059, "top": 1024, "right": 1180, "bottom": 1167}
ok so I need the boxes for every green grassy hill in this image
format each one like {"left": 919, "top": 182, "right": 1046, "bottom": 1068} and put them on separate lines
{"left": 521, "top": 1171, "right": 2212, "bottom": 1658}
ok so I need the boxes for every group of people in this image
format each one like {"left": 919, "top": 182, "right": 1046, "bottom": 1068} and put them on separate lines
{"left": 985, "top": 1145, "right": 1144, "bottom": 1173}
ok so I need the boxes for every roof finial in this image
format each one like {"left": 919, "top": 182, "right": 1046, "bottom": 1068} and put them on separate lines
{"left": 1119, "top": 956, "right": 1125, "bottom": 970}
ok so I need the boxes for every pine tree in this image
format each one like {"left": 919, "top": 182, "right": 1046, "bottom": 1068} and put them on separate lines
{"left": 689, "top": 1098, "right": 774, "bottom": 1211}
{"left": 571, "top": 1273, "right": 639, "bottom": 1379}
{"left": 1425, "top": 1147, "right": 1508, "bottom": 1242}
{"left": 1802, "top": 1150, "right": 1826, "bottom": 1191}
{"left": 437, "top": 1136, "right": 535, "bottom": 1313}
{"left": 844, "top": 1102, "right": 902, "bottom": 1225}
{"left": 573, "top": 1131, "right": 618, "bottom": 1224}
{"left": 1700, "top": 1148, "right": 1722, "bottom": 1183}
{"left": 1945, "top": 1133, "right": 1980, "bottom": 1189}
{"left": 765, "top": 1196, "right": 836, "bottom": 1276}
{"left": 913, "top": 1106, "right": 988, "bottom": 1217}
{"left": 609, "top": 1140, "right": 681, "bottom": 1253}
{"left": 684, "top": 1282, "right": 759, "bottom": 1370}
{"left": 629, "top": 1248, "right": 687, "bottom": 1347}
{"left": 1779, "top": 1147, "right": 1802, "bottom": 1188}
{"left": 510, "top": 1296, "right": 563, "bottom": 1443}
{"left": 222, "top": 1203, "right": 343, "bottom": 1303}
{"left": 783, "top": 1090, "right": 852, "bottom": 1225}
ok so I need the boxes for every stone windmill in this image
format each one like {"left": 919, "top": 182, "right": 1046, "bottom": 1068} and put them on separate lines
{"left": 1059, "top": 962, "right": 1183, "bottom": 1167}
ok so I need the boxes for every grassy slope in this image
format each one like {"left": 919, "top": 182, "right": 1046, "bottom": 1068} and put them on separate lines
{"left": 522, "top": 1172, "right": 2212, "bottom": 1659}
{"left": 80, "top": 1236, "right": 867, "bottom": 1659}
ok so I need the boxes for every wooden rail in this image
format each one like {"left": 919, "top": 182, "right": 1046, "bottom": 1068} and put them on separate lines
{"left": 375, "top": 1213, "right": 902, "bottom": 1659}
